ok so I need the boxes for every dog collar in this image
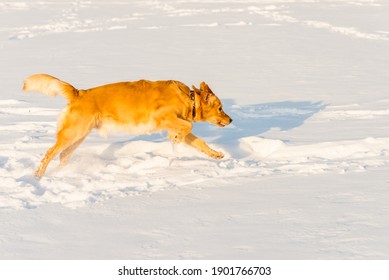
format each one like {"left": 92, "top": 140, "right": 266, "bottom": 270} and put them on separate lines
{"left": 190, "top": 90, "right": 196, "bottom": 120}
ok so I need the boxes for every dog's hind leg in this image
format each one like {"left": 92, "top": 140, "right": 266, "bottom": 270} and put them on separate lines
{"left": 59, "top": 135, "right": 88, "bottom": 168}
{"left": 35, "top": 113, "right": 94, "bottom": 178}
{"left": 35, "top": 136, "right": 75, "bottom": 179}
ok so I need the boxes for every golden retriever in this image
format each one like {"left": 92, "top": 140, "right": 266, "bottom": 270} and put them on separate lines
{"left": 23, "top": 74, "right": 232, "bottom": 178}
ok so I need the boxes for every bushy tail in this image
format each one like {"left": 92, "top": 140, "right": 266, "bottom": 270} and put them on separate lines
{"left": 23, "top": 74, "right": 79, "bottom": 101}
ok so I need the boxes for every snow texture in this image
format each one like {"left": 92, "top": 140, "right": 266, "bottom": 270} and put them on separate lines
{"left": 0, "top": 0, "right": 389, "bottom": 259}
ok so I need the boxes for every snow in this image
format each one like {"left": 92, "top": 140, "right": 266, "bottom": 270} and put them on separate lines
{"left": 1, "top": 0, "right": 389, "bottom": 259}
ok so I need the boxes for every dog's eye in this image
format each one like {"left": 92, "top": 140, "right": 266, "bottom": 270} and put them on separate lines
{"left": 218, "top": 107, "right": 223, "bottom": 112}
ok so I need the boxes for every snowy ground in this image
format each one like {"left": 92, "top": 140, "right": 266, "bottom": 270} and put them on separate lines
{"left": 1, "top": 0, "right": 389, "bottom": 259}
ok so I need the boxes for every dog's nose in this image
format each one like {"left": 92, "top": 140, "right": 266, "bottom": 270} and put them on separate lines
{"left": 229, "top": 117, "right": 233, "bottom": 123}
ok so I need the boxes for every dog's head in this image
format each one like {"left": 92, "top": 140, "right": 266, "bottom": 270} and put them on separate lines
{"left": 192, "top": 82, "right": 232, "bottom": 127}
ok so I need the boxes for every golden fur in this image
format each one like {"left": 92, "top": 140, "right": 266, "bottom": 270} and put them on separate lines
{"left": 23, "top": 74, "right": 232, "bottom": 178}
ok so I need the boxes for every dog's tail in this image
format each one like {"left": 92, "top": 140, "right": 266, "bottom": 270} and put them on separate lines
{"left": 23, "top": 74, "right": 81, "bottom": 101}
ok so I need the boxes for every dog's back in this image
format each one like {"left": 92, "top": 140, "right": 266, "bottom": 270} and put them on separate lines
{"left": 24, "top": 75, "right": 193, "bottom": 134}
{"left": 83, "top": 80, "right": 193, "bottom": 135}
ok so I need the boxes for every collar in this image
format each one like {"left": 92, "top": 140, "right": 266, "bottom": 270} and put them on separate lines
{"left": 190, "top": 90, "right": 196, "bottom": 120}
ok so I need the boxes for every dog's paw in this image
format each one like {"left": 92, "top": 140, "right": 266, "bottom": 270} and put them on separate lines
{"left": 209, "top": 150, "right": 224, "bottom": 159}
{"left": 34, "top": 169, "right": 43, "bottom": 180}
{"left": 168, "top": 132, "right": 184, "bottom": 144}
{"left": 173, "top": 135, "right": 183, "bottom": 144}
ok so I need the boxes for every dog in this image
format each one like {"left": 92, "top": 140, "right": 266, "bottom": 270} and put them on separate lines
{"left": 23, "top": 74, "right": 232, "bottom": 178}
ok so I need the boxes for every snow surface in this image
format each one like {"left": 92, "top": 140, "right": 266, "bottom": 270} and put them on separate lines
{"left": 1, "top": 0, "right": 389, "bottom": 259}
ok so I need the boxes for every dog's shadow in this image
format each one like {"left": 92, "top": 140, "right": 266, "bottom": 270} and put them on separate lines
{"left": 192, "top": 99, "right": 325, "bottom": 157}
{"left": 101, "top": 99, "right": 325, "bottom": 159}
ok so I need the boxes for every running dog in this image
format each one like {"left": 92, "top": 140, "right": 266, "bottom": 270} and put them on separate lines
{"left": 23, "top": 74, "right": 232, "bottom": 178}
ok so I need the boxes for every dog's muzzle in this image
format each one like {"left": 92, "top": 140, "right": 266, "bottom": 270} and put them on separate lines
{"left": 217, "top": 116, "right": 232, "bottom": 127}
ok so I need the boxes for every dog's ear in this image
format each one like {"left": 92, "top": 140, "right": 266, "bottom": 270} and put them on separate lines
{"left": 192, "top": 85, "right": 201, "bottom": 93}
{"left": 200, "top": 82, "right": 213, "bottom": 93}
{"left": 200, "top": 82, "right": 215, "bottom": 103}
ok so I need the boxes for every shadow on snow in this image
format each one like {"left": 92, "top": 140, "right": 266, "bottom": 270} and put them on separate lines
{"left": 102, "top": 99, "right": 325, "bottom": 159}
{"left": 192, "top": 99, "right": 325, "bottom": 157}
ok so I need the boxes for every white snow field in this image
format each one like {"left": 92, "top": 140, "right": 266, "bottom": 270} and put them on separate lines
{"left": 1, "top": 0, "right": 389, "bottom": 259}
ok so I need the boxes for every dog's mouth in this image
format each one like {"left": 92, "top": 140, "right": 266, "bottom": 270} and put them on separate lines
{"left": 214, "top": 116, "right": 232, "bottom": 127}
{"left": 217, "top": 120, "right": 230, "bottom": 127}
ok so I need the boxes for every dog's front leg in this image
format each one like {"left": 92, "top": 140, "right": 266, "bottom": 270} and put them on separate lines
{"left": 163, "top": 117, "right": 192, "bottom": 144}
{"left": 183, "top": 133, "right": 224, "bottom": 159}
